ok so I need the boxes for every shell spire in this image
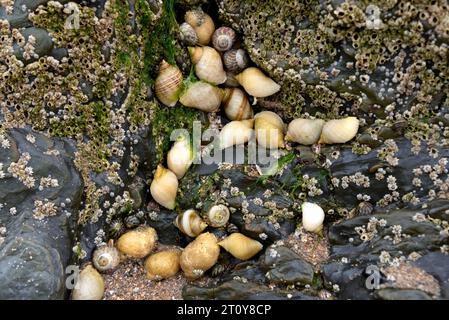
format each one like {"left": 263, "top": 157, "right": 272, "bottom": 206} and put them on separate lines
{"left": 155, "top": 60, "right": 183, "bottom": 107}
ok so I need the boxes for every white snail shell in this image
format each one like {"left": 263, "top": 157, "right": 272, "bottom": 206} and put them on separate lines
{"left": 180, "top": 232, "right": 220, "bottom": 279}
{"left": 116, "top": 226, "right": 158, "bottom": 258}
{"left": 167, "top": 134, "right": 193, "bottom": 179}
{"left": 154, "top": 60, "right": 183, "bottom": 107}
{"left": 212, "top": 26, "right": 236, "bottom": 52}
{"left": 254, "top": 111, "right": 285, "bottom": 149}
{"left": 223, "top": 49, "right": 249, "bottom": 73}
{"left": 286, "top": 118, "right": 325, "bottom": 145}
{"left": 301, "top": 202, "right": 325, "bottom": 233}
{"left": 218, "top": 233, "right": 263, "bottom": 260}
{"left": 318, "top": 117, "right": 360, "bottom": 144}
{"left": 179, "top": 22, "right": 198, "bottom": 46}
{"left": 185, "top": 9, "right": 215, "bottom": 45}
{"left": 92, "top": 240, "right": 120, "bottom": 273}
{"left": 179, "top": 81, "right": 223, "bottom": 112}
{"left": 222, "top": 88, "right": 253, "bottom": 121}
{"left": 71, "top": 264, "right": 104, "bottom": 300}
{"left": 235, "top": 67, "right": 280, "bottom": 98}
{"left": 189, "top": 46, "right": 227, "bottom": 85}
{"left": 144, "top": 249, "right": 181, "bottom": 280}
{"left": 207, "top": 204, "right": 230, "bottom": 227}
{"left": 219, "top": 119, "right": 254, "bottom": 149}
{"left": 150, "top": 165, "right": 178, "bottom": 210}
{"left": 174, "top": 209, "right": 208, "bottom": 238}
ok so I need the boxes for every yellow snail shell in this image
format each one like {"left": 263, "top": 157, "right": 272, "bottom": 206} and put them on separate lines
{"left": 254, "top": 111, "right": 285, "bottom": 149}
{"left": 235, "top": 67, "right": 280, "bottom": 98}
{"left": 71, "top": 264, "right": 104, "bottom": 300}
{"left": 222, "top": 88, "right": 253, "bottom": 121}
{"left": 144, "top": 249, "right": 181, "bottom": 280}
{"left": 212, "top": 26, "right": 236, "bottom": 52}
{"left": 301, "top": 202, "right": 325, "bottom": 233}
{"left": 174, "top": 209, "right": 208, "bottom": 238}
{"left": 154, "top": 60, "right": 183, "bottom": 107}
{"left": 150, "top": 165, "right": 178, "bottom": 210}
{"left": 179, "top": 22, "right": 198, "bottom": 46}
{"left": 223, "top": 49, "right": 249, "bottom": 73}
{"left": 179, "top": 81, "right": 223, "bottom": 112}
{"left": 180, "top": 232, "right": 220, "bottom": 279}
{"left": 286, "top": 118, "right": 325, "bottom": 145}
{"left": 207, "top": 204, "right": 230, "bottom": 228}
{"left": 116, "top": 226, "right": 158, "bottom": 259}
{"left": 219, "top": 119, "right": 254, "bottom": 149}
{"left": 218, "top": 233, "right": 263, "bottom": 260}
{"left": 185, "top": 9, "right": 215, "bottom": 45}
{"left": 318, "top": 117, "right": 360, "bottom": 144}
{"left": 167, "top": 134, "right": 193, "bottom": 179}
{"left": 189, "top": 46, "right": 226, "bottom": 85}
{"left": 92, "top": 240, "right": 120, "bottom": 273}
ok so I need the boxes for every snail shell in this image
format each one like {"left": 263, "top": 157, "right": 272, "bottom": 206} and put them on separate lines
{"left": 218, "top": 233, "right": 263, "bottom": 260}
{"left": 185, "top": 9, "right": 215, "bottom": 45}
{"left": 222, "top": 88, "right": 253, "bottom": 121}
{"left": 92, "top": 240, "right": 120, "bottom": 273}
{"left": 254, "top": 111, "right": 285, "bottom": 149}
{"left": 154, "top": 60, "right": 183, "bottom": 107}
{"left": 124, "top": 215, "right": 141, "bottom": 229}
{"left": 179, "top": 22, "right": 198, "bottom": 46}
{"left": 226, "top": 223, "right": 239, "bottom": 234}
{"left": 318, "top": 117, "right": 360, "bottom": 144}
{"left": 301, "top": 202, "right": 325, "bottom": 233}
{"left": 286, "top": 118, "right": 325, "bottom": 145}
{"left": 357, "top": 201, "right": 374, "bottom": 215}
{"left": 223, "top": 49, "right": 249, "bottom": 73}
{"left": 235, "top": 67, "right": 280, "bottom": 98}
{"left": 174, "top": 209, "right": 208, "bottom": 238}
{"left": 116, "top": 226, "right": 158, "bottom": 258}
{"left": 219, "top": 119, "right": 254, "bottom": 149}
{"left": 189, "top": 46, "right": 226, "bottom": 85}
{"left": 71, "top": 264, "right": 104, "bottom": 300}
{"left": 150, "top": 165, "right": 178, "bottom": 210}
{"left": 180, "top": 232, "right": 220, "bottom": 279}
{"left": 212, "top": 26, "right": 236, "bottom": 52}
{"left": 207, "top": 204, "right": 230, "bottom": 228}
{"left": 179, "top": 81, "right": 223, "bottom": 112}
{"left": 144, "top": 249, "right": 181, "bottom": 281}
{"left": 167, "top": 134, "right": 193, "bottom": 179}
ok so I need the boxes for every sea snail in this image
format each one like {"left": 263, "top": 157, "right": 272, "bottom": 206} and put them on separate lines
{"left": 92, "top": 240, "right": 120, "bottom": 273}
{"left": 167, "top": 134, "right": 193, "bottom": 179}
{"left": 222, "top": 87, "right": 253, "bottom": 121}
{"left": 235, "top": 67, "right": 280, "bottom": 98}
{"left": 144, "top": 249, "right": 182, "bottom": 281}
{"left": 285, "top": 118, "right": 325, "bottom": 145}
{"left": 219, "top": 119, "right": 254, "bottom": 150}
{"left": 189, "top": 46, "right": 227, "bottom": 85}
{"left": 184, "top": 9, "right": 215, "bottom": 46}
{"left": 301, "top": 202, "right": 325, "bottom": 233}
{"left": 150, "top": 164, "right": 178, "bottom": 210}
{"left": 206, "top": 204, "right": 230, "bottom": 228}
{"left": 179, "top": 80, "right": 223, "bottom": 113}
{"left": 71, "top": 264, "right": 104, "bottom": 300}
{"left": 116, "top": 226, "right": 158, "bottom": 259}
{"left": 154, "top": 60, "right": 183, "bottom": 107}
{"left": 174, "top": 209, "right": 208, "bottom": 238}
{"left": 218, "top": 233, "right": 263, "bottom": 260}
{"left": 318, "top": 117, "right": 360, "bottom": 144}
{"left": 254, "top": 111, "right": 285, "bottom": 149}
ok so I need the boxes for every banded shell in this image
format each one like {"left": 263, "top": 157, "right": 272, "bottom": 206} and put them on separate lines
{"left": 154, "top": 60, "right": 183, "bottom": 107}
{"left": 92, "top": 240, "right": 120, "bottom": 273}
{"left": 174, "top": 209, "right": 208, "bottom": 238}
{"left": 179, "top": 22, "right": 198, "bottom": 46}
{"left": 185, "top": 9, "right": 215, "bottom": 45}
{"left": 223, "top": 49, "right": 249, "bottom": 73}
{"left": 222, "top": 88, "right": 253, "bottom": 121}
{"left": 212, "top": 26, "right": 236, "bottom": 52}
{"left": 218, "top": 233, "right": 263, "bottom": 260}
{"left": 207, "top": 204, "right": 230, "bottom": 228}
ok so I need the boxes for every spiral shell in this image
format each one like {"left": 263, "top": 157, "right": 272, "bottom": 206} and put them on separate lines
{"left": 174, "top": 209, "right": 208, "bottom": 238}
{"left": 222, "top": 88, "right": 253, "bottom": 121}
{"left": 318, "top": 117, "right": 360, "bottom": 144}
{"left": 212, "top": 26, "right": 236, "bottom": 52}
{"left": 357, "top": 201, "right": 374, "bottom": 215}
{"left": 226, "top": 223, "right": 239, "bottom": 234}
{"left": 167, "top": 134, "right": 193, "bottom": 179}
{"left": 235, "top": 67, "right": 280, "bottom": 98}
{"left": 207, "top": 204, "right": 230, "bottom": 228}
{"left": 71, "top": 264, "right": 104, "bottom": 300}
{"left": 180, "top": 232, "right": 220, "bottom": 279}
{"left": 116, "top": 226, "right": 158, "bottom": 258}
{"left": 302, "top": 202, "right": 325, "bottom": 233}
{"left": 286, "top": 118, "right": 325, "bottom": 145}
{"left": 254, "top": 111, "right": 285, "bottom": 149}
{"left": 185, "top": 9, "right": 215, "bottom": 45}
{"left": 223, "top": 49, "right": 249, "bottom": 73}
{"left": 219, "top": 119, "right": 254, "bottom": 149}
{"left": 179, "top": 81, "right": 223, "bottom": 112}
{"left": 179, "top": 22, "right": 198, "bottom": 46}
{"left": 144, "top": 249, "right": 181, "bottom": 280}
{"left": 218, "top": 233, "right": 263, "bottom": 260}
{"left": 150, "top": 165, "right": 178, "bottom": 210}
{"left": 124, "top": 215, "right": 141, "bottom": 229}
{"left": 92, "top": 240, "right": 120, "bottom": 273}
{"left": 154, "top": 60, "right": 183, "bottom": 107}
{"left": 189, "top": 46, "right": 227, "bottom": 85}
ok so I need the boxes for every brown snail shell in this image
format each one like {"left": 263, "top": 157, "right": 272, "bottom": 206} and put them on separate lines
{"left": 212, "top": 26, "right": 236, "bottom": 52}
{"left": 154, "top": 60, "right": 183, "bottom": 107}
{"left": 189, "top": 46, "right": 227, "bottom": 85}
{"left": 223, "top": 49, "right": 249, "bottom": 73}
{"left": 92, "top": 240, "right": 120, "bottom": 273}
{"left": 174, "top": 209, "right": 208, "bottom": 238}
{"left": 207, "top": 204, "right": 230, "bottom": 228}
{"left": 179, "top": 22, "right": 198, "bottom": 46}
{"left": 222, "top": 88, "right": 253, "bottom": 121}
{"left": 184, "top": 9, "right": 215, "bottom": 45}
{"left": 144, "top": 249, "right": 181, "bottom": 280}
{"left": 116, "top": 226, "right": 158, "bottom": 259}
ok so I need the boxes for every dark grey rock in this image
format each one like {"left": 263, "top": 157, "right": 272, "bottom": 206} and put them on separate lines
{"left": 414, "top": 252, "right": 449, "bottom": 299}
{"left": 375, "top": 288, "right": 432, "bottom": 300}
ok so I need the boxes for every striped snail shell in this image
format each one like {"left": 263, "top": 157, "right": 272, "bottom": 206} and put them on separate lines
{"left": 179, "top": 22, "right": 198, "bottom": 46}
{"left": 223, "top": 49, "right": 249, "bottom": 73}
{"left": 212, "top": 26, "right": 236, "bottom": 52}
{"left": 222, "top": 87, "right": 253, "bottom": 121}
{"left": 226, "top": 223, "right": 239, "bottom": 234}
{"left": 154, "top": 60, "right": 183, "bottom": 107}
{"left": 174, "top": 209, "right": 208, "bottom": 238}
